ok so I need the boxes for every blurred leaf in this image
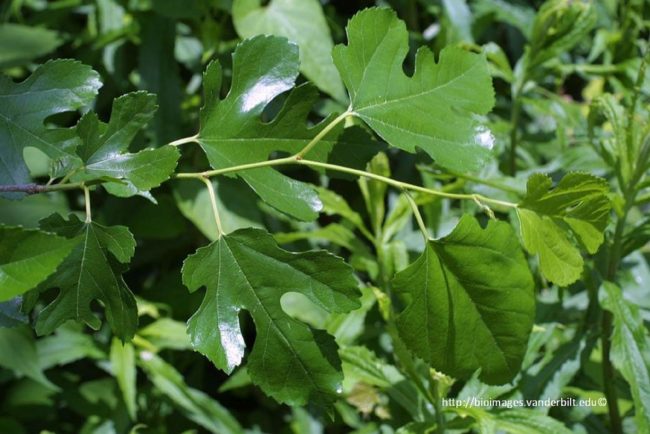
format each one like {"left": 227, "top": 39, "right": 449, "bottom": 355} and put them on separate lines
{"left": 0, "top": 326, "right": 57, "bottom": 390}
{"left": 341, "top": 346, "right": 422, "bottom": 419}
{"left": 0, "top": 298, "right": 27, "bottom": 328}
{"left": 473, "top": 0, "right": 535, "bottom": 39}
{"left": 523, "top": 0, "right": 596, "bottom": 73}
{"left": 182, "top": 228, "right": 360, "bottom": 405}
{"left": 138, "top": 13, "right": 183, "bottom": 143}
{"left": 494, "top": 409, "right": 573, "bottom": 433}
{"left": 0, "top": 194, "right": 70, "bottom": 228}
{"left": 233, "top": 0, "right": 347, "bottom": 101}
{"left": 138, "top": 318, "right": 191, "bottom": 351}
{"left": 110, "top": 338, "right": 137, "bottom": 420}
{"left": 139, "top": 352, "right": 245, "bottom": 434}
{"left": 37, "top": 322, "right": 104, "bottom": 369}
{"left": 333, "top": 8, "right": 495, "bottom": 172}
{"left": 0, "top": 226, "right": 75, "bottom": 301}
{"left": 600, "top": 282, "right": 650, "bottom": 433}
{"left": 394, "top": 216, "right": 535, "bottom": 384}
{"left": 359, "top": 153, "right": 390, "bottom": 235}
{"left": 0, "top": 23, "right": 62, "bottom": 68}
{"left": 516, "top": 173, "right": 610, "bottom": 286}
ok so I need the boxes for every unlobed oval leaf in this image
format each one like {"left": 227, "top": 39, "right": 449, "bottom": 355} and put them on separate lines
{"left": 393, "top": 215, "right": 535, "bottom": 384}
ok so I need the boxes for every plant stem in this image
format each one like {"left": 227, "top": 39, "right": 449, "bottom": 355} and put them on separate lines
{"left": 297, "top": 159, "right": 518, "bottom": 209}
{"left": 601, "top": 207, "right": 629, "bottom": 434}
{"left": 419, "top": 166, "right": 523, "bottom": 195}
{"left": 431, "top": 376, "right": 445, "bottom": 434}
{"left": 169, "top": 134, "right": 200, "bottom": 147}
{"left": 509, "top": 95, "right": 522, "bottom": 176}
{"left": 83, "top": 185, "right": 92, "bottom": 223}
{"left": 174, "top": 156, "right": 297, "bottom": 179}
{"left": 294, "top": 111, "right": 350, "bottom": 159}
{"left": 0, "top": 182, "right": 85, "bottom": 194}
{"left": 201, "top": 177, "right": 224, "bottom": 237}
{"left": 403, "top": 191, "right": 430, "bottom": 239}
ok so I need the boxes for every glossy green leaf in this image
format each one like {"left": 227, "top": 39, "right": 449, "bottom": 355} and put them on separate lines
{"left": 0, "top": 227, "right": 75, "bottom": 301}
{"left": 333, "top": 8, "right": 495, "bottom": 172}
{"left": 600, "top": 282, "right": 650, "bottom": 433}
{"left": 35, "top": 214, "right": 138, "bottom": 341}
{"left": 0, "top": 24, "right": 62, "bottom": 68}
{"left": 182, "top": 228, "right": 360, "bottom": 405}
{"left": 197, "top": 36, "right": 342, "bottom": 220}
{"left": 139, "top": 351, "right": 245, "bottom": 434}
{"left": 67, "top": 92, "right": 180, "bottom": 196}
{"left": 110, "top": 338, "right": 137, "bottom": 420}
{"left": 233, "top": 0, "right": 347, "bottom": 102}
{"left": 516, "top": 173, "right": 610, "bottom": 286}
{"left": 0, "top": 60, "right": 101, "bottom": 196}
{"left": 393, "top": 215, "right": 535, "bottom": 384}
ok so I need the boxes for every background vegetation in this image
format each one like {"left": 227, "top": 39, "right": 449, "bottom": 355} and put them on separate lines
{"left": 0, "top": 0, "right": 648, "bottom": 433}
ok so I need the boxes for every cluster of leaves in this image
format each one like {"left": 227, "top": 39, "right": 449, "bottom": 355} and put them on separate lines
{"left": 0, "top": 1, "right": 648, "bottom": 434}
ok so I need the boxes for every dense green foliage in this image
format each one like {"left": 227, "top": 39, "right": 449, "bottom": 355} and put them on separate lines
{"left": 0, "top": 0, "right": 648, "bottom": 433}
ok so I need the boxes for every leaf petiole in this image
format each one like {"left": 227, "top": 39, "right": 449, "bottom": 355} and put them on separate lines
{"left": 403, "top": 191, "right": 430, "bottom": 240}
{"left": 169, "top": 134, "right": 200, "bottom": 147}
{"left": 294, "top": 110, "right": 351, "bottom": 159}
{"left": 201, "top": 177, "right": 225, "bottom": 237}
{"left": 83, "top": 185, "right": 92, "bottom": 223}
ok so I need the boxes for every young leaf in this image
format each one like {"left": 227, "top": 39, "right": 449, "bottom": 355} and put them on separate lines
{"left": 393, "top": 215, "right": 535, "bottom": 384}
{"left": 233, "top": 0, "right": 347, "bottom": 102}
{"left": 182, "top": 228, "right": 360, "bottom": 405}
{"left": 66, "top": 92, "right": 180, "bottom": 197}
{"left": 516, "top": 172, "right": 610, "bottom": 286}
{"left": 197, "top": 36, "right": 343, "bottom": 221}
{"left": 0, "top": 60, "right": 101, "bottom": 197}
{"left": 0, "top": 227, "right": 75, "bottom": 301}
{"left": 599, "top": 282, "right": 650, "bottom": 433}
{"left": 524, "top": 0, "right": 596, "bottom": 73}
{"left": 35, "top": 214, "right": 138, "bottom": 341}
{"left": 333, "top": 8, "right": 495, "bottom": 172}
